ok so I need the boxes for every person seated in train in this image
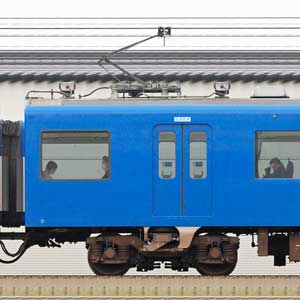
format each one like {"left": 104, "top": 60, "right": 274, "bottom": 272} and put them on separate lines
{"left": 264, "top": 157, "right": 287, "bottom": 178}
{"left": 41, "top": 161, "right": 58, "bottom": 179}
{"left": 286, "top": 158, "right": 294, "bottom": 178}
{"left": 101, "top": 155, "right": 110, "bottom": 179}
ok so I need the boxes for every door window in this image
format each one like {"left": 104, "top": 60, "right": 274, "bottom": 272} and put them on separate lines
{"left": 158, "top": 132, "right": 176, "bottom": 179}
{"left": 189, "top": 132, "right": 207, "bottom": 179}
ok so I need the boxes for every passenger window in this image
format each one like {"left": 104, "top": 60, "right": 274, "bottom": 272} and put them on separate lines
{"left": 256, "top": 131, "right": 300, "bottom": 179}
{"left": 41, "top": 131, "right": 110, "bottom": 180}
{"left": 189, "top": 132, "right": 207, "bottom": 179}
{"left": 158, "top": 132, "right": 176, "bottom": 179}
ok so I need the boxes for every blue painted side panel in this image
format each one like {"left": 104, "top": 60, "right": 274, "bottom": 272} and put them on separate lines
{"left": 24, "top": 104, "right": 300, "bottom": 227}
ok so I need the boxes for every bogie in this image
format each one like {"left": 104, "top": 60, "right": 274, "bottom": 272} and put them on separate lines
{"left": 85, "top": 228, "right": 240, "bottom": 276}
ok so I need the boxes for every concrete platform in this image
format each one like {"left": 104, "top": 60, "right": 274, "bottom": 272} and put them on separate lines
{"left": 0, "top": 276, "right": 299, "bottom": 297}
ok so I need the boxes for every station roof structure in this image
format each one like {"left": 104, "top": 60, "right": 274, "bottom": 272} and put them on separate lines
{"left": 1, "top": 50, "right": 300, "bottom": 83}
{"left": 1, "top": 17, "right": 300, "bottom": 82}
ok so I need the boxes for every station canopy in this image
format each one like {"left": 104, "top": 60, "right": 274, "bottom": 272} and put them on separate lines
{"left": 1, "top": 17, "right": 300, "bottom": 82}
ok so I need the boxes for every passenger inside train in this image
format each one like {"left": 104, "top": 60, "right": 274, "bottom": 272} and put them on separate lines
{"left": 101, "top": 155, "right": 110, "bottom": 179}
{"left": 264, "top": 158, "right": 287, "bottom": 178}
{"left": 41, "top": 161, "right": 58, "bottom": 179}
{"left": 256, "top": 131, "right": 297, "bottom": 178}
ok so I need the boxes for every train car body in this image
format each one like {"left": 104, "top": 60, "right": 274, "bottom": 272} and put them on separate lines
{"left": 24, "top": 99, "right": 300, "bottom": 227}
{"left": 2, "top": 95, "right": 300, "bottom": 275}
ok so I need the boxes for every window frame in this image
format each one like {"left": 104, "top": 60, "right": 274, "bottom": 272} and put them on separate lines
{"left": 189, "top": 131, "right": 207, "bottom": 180}
{"left": 255, "top": 130, "right": 300, "bottom": 180}
{"left": 158, "top": 131, "right": 177, "bottom": 180}
{"left": 40, "top": 130, "right": 111, "bottom": 181}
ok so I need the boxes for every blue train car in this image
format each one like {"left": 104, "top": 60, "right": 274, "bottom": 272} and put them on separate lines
{"left": 24, "top": 101, "right": 300, "bottom": 228}
{"left": 1, "top": 90, "right": 300, "bottom": 275}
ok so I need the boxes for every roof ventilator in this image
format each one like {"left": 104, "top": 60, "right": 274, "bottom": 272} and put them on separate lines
{"left": 251, "top": 85, "right": 289, "bottom": 99}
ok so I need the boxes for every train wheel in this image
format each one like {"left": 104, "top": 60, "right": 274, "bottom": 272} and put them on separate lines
{"left": 88, "top": 247, "right": 130, "bottom": 276}
{"left": 195, "top": 259, "right": 237, "bottom": 276}
{"left": 88, "top": 262, "right": 130, "bottom": 276}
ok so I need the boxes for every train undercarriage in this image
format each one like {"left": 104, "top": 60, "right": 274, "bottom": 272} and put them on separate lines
{"left": 84, "top": 227, "right": 300, "bottom": 276}
{"left": 0, "top": 226, "right": 300, "bottom": 276}
{"left": 86, "top": 227, "right": 239, "bottom": 276}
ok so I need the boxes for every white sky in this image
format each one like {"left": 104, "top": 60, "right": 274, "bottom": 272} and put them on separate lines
{"left": 0, "top": 1, "right": 300, "bottom": 50}
{"left": 1, "top": 0, "right": 300, "bottom": 18}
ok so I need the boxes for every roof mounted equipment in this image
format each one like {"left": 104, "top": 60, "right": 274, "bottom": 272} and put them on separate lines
{"left": 251, "top": 85, "right": 289, "bottom": 98}
{"left": 97, "top": 27, "right": 181, "bottom": 98}
{"left": 59, "top": 82, "right": 76, "bottom": 98}
{"left": 111, "top": 82, "right": 181, "bottom": 98}
{"left": 214, "top": 81, "right": 231, "bottom": 97}
{"left": 25, "top": 81, "right": 76, "bottom": 100}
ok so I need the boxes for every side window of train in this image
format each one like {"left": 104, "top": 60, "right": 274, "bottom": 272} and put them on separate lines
{"left": 158, "top": 132, "right": 176, "bottom": 179}
{"left": 255, "top": 131, "right": 300, "bottom": 179}
{"left": 189, "top": 132, "right": 207, "bottom": 179}
{"left": 41, "top": 131, "right": 110, "bottom": 180}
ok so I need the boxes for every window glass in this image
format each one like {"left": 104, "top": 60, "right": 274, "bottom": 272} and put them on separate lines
{"left": 256, "top": 131, "right": 300, "bottom": 179}
{"left": 41, "top": 131, "right": 110, "bottom": 180}
{"left": 189, "top": 132, "right": 207, "bottom": 179}
{"left": 158, "top": 132, "right": 176, "bottom": 179}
